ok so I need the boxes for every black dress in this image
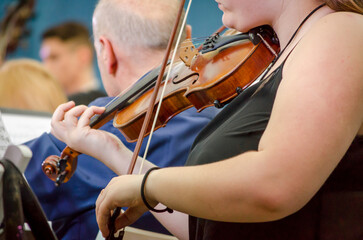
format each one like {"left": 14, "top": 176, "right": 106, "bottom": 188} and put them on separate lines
{"left": 185, "top": 61, "right": 363, "bottom": 240}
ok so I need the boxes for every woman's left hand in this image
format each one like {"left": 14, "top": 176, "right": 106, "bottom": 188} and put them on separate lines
{"left": 96, "top": 174, "right": 152, "bottom": 238}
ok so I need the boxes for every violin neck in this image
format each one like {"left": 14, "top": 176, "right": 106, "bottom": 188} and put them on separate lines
{"left": 89, "top": 64, "right": 168, "bottom": 129}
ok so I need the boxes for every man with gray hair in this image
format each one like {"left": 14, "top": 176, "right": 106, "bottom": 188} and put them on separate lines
{"left": 92, "top": 0, "right": 187, "bottom": 96}
{"left": 24, "top": 0, "right": 218, "bottom": 239}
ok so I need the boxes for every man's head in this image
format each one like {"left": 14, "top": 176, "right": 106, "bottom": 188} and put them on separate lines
{"left": 40, "top": 22, "right": 94, "bottom": 95}
{"left": 92, "top": 0, "right": 189, "bottom": 96}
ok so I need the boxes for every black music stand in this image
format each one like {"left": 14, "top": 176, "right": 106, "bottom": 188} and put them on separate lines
{"left": 0, "top": 145, "right": 57, "bottom": 240}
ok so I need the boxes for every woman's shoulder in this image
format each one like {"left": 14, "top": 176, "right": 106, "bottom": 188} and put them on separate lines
{"left": 282, "top": 10, "right": 363, "bottom": 96}
{"left": 289, "top": 11, "right": 363, "bottom": 69}
{"left": 323, "top": 10, "right": 363, "bottom": 22}
{"left": 310, "top": 11, "right": 363, "bottom": 43}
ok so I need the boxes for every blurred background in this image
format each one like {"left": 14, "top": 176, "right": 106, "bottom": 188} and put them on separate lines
{"left": 0, "top": 0, "right": 223, "bottom": 88}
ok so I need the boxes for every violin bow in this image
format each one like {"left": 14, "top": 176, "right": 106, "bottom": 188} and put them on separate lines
{"left": 138, "top": 0, "right": 193, "bottom": 174}
{"left": 128, "top": 0, "right": 189, "bottom": 174}
{"left": 107, "top": 0, "right": 189, "bottom": 238}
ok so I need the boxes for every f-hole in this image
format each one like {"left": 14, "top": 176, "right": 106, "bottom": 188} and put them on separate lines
{"left": 172, "top": 73, "right": 199, "bottom": 85}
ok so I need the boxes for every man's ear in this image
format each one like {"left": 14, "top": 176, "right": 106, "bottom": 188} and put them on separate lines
{"left": 99, "top": 36, "right": 118, "bottom": 75}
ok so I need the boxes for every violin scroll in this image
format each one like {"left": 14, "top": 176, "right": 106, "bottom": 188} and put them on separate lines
{"left": 42, "top": 147, "right": 79, "bottom": 186}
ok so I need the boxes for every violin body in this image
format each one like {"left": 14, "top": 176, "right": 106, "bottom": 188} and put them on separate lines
{"left": 113, "top": 25, "right": 280, "bottom": 142}
{"left": 186, "top": 26, "right": 279, "bottom": 110}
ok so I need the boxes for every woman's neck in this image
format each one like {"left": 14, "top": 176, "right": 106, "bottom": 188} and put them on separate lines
{"left": 272, "top": 3, "right": 333, "bottom": 50}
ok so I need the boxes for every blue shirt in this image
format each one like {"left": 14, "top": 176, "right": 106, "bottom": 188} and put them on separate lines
{"left": 24, "top": 96, "right": 219, "bottom": 240}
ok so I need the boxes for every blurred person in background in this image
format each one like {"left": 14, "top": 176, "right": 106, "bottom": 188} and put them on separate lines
{"left": 39, "top": 21, "right": 106, "bottom": 105}
{"left": 0, "top": 58, "right": 67, "bottom": 113}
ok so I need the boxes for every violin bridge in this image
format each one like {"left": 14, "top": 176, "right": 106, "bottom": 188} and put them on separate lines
{"left": 179, "top": 39, "right": 199, "bottom": 67}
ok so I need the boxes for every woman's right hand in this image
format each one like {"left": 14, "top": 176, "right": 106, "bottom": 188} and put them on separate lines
{"left": 96, "top": 174, "right": 150, "bottom": 238}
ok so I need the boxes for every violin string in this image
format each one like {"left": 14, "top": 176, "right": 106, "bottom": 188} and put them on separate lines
{"left": 178, "top": 30, "right": 228, "bottom": 50}
{"left": 178, "top": 35, "right": 213, "bottom": 49}
{"left": 186, "top": 36, "right": 210, "bottom": 43}
{"left": 138, "top": 0, "right": 193, "bottom": 174}
{"left": 102, "top": 96, "right": 119, "bottom": 108}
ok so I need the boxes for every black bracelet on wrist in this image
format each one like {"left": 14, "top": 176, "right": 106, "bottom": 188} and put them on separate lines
{"left": 140, "top": 167, "right": 173, "bottom": 213}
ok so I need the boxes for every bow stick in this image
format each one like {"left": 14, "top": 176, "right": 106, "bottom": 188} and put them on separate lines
{"left": 128, "top": 0, "right": 188, "bottom": 174}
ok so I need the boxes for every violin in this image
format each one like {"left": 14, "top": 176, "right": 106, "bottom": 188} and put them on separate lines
{"left": 42, "top": 25, "right": 280, "bottom": 185}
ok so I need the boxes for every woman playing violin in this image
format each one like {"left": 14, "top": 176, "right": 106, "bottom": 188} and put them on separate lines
{"left": 51, "top": 0, "right": 363, "bottom": 239}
